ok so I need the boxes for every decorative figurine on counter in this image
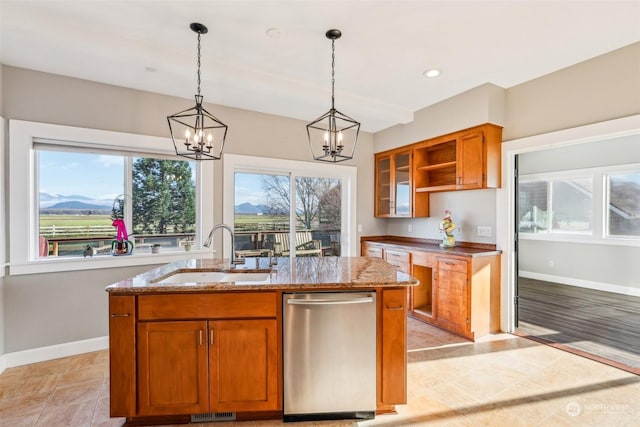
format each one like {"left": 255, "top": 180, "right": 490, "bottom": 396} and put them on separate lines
{"left": 439, "top": 210, "right": 456, "bottom": 248}
{"left": 111, "top": 195, "right": 134, "bottom": 255}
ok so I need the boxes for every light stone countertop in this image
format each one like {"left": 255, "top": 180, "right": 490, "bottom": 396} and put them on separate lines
{"left": 105, "top": 256, "right": 418, "bottom": 294}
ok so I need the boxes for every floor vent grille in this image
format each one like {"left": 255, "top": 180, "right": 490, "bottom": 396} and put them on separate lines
{"left": 191, "top": 412, "right": 236, "bottom": 423}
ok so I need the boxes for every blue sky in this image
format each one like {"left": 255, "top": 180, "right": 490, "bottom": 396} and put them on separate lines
{"left": 235, "top": 172, "right": 287, "bottom": 205}
{"left": 39, "top": 151, "right": 124, "bottom": 201}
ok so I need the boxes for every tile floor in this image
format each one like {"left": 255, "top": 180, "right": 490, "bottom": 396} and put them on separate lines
{"left": 1, "top": 318, "right": 639, "bottom": 426}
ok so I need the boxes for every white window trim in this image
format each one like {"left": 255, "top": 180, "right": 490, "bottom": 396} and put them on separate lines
{"left": 9, "top": 120, "right": 215, "bottom": 275}
{"left": 222, "top": 153, "right": 358, "bottom": 257}
{"left": 0, "top": 117, "right": 5, "bottom": 277}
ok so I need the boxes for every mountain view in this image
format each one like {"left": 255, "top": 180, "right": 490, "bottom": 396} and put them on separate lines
{"left": 39, "top": 193, "right": 275, "bottom": 216}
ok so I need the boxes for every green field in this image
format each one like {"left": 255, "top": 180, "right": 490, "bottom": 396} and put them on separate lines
{"left": 39, "top": 214, "right": 113, "bottom": 227}
{"left": 234, "top": 214, "right": 289, "bottom": 231}
{"left": 40, "top": 213, "right": 290, "bottom": 230}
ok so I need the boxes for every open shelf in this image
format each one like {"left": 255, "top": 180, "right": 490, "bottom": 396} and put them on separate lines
{"left": 416, "top": 184, "right": 457, "bottom": 193}
{"left": 413, "top": 304, "right": 433, "bottom": 317}
{"left": 415, "top": 161, "right": 456, "bottom": 172}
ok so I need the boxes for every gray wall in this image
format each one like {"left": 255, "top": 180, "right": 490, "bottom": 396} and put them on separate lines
{"left": 0, "top": 65, "right": 383, "bottom": 353}
{"left": 518, "top": 134, "right": 640, "bottom": 290}
{"left": 505, "top": 42, "right": 640, "bottom": 141}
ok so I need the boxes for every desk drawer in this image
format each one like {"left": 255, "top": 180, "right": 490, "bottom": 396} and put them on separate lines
{"left": 436, "top": 257, "right": 468, "bottom": 274}
{"left": 138, "top": 292, "right": 277, "bottom": 320}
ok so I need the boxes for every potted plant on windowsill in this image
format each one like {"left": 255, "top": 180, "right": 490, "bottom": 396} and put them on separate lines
{"left": 151, "top": 243, "right": 161, "bottom": 254}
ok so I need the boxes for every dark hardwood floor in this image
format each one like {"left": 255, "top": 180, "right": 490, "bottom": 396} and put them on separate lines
{"left": 516, "top": 277, "right": 640, "bottom": 371}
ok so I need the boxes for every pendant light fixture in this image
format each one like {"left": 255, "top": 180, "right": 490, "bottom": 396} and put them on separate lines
{"left": 306, "top": 29, "right": 360, "bottom": 163}
{"left": 167, "top": 23, "right": 228, "bottom": 160}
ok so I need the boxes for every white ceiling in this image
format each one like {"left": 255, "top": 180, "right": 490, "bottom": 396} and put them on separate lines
{"left": 1, "top": 1, "right": 639, "bottom": 132}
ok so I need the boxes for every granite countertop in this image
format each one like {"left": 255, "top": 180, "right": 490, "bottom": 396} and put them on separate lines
{"left": 362, "top": 236, "right": 502, "bottom": 257}
{"left": 105, "top": 256, "right": 418, "bottom": 294}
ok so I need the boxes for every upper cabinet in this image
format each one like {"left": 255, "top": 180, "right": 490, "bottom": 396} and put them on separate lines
{"left": 375, "top": 149, "right": 425, "bottom": 217}
{"left": 375, "top": 123, "right": 502, "bottom": 217}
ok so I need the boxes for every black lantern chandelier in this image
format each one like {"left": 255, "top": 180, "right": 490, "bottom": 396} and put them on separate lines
{"left": 306, "top": 29, "right": 360, "bottom": 163}
{"left": 167, "top": 23, "right": 228, "bottom": 160}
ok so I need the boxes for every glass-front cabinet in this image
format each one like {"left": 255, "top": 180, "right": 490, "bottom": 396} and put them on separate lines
{"left": 375, "top": 149, "right": 412, "bottom": 217}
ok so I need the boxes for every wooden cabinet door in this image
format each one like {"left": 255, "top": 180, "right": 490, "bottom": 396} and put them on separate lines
{"left": 380, "top": 288, "right": 407, "bottom": 406}
{"left": 375, "top": 154, "right": 392, "bottom": 217}
{"left": 435, "top": 257, "right": 470, "bottom": 336}
{"left": 375, "top": 149, "right": 414, "bottom": 217}
{"left": 209, "top": 319, "right": 279, "bottom": 412}
{"left": 393, "top": 150, "right": 412, "bottom": 216}
{"left": 108, "top": 295, "right": 136, "bottom": 417}
{"left": 457, "top": 130, "right": 484, "bottom": 189}
{"left": 138, "top": 321, "right": 209, "bottom": 416}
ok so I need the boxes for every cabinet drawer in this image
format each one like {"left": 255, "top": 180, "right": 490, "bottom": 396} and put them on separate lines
{"left": 436, "top": 258, "right": 468, "bottom": 273}
{"left": 138, "top": 292, "right": 277, "bottom": 320}
{"left": 363, "top": 245, "right": 383, "bottom": 258}
{"left": 411, "top": 250, "right": 434, "bottom": 267}
{"left": 385, "top": 250, "right": 410, "bottom": 264}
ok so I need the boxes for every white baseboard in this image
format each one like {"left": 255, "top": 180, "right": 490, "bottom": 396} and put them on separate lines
{"left": 0, "top": 336, "right": 109, "bottom": 373}
{"left": 520, "top": 271, "right": 640, "bottom": 298}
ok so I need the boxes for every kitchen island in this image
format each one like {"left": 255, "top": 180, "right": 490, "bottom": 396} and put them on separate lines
{"left": 106, "top": 256, "right": 417, "bottom": 425}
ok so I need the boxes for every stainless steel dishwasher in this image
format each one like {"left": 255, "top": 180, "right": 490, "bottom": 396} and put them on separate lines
{"left": 283, "top": 291, "right": 376, "bottom": 422}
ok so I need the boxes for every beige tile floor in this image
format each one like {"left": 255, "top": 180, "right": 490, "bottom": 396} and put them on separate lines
{"left": 1, "top": 318, "right": 639, "bottom": 427}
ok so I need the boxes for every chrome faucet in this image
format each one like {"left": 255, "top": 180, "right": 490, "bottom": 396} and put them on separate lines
{"left": 203, "top": 223, "right": 244, "bottom": 267}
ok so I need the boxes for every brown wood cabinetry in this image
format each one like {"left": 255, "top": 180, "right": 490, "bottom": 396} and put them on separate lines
{"left": 383, "top": 249, "right": 410, "bottom": 274}
{"left": 374, "top": 123, "right": 502, "bottom": 217}
{"left": 413, "top": 123, "right": 502, "bottom": 193}
{"left": 109, "top": 286, "right": 407, "bottom": 421}
{"left": 362, "top": 242, "right": 383, "bottom": 258}
{"left": 379, "top": 288, "right": 407, "bottom": 409}
{"left": 362, "top": 238, "right": 501, "bottom": 340}
{"left": 375, "top": 149, "right": 428, "bottom": 217}
{"left": 137, "top": 318, "right": 278, "bottom": 416}
{"left": 433, "top": 256, "right": 470, "bottom": 337}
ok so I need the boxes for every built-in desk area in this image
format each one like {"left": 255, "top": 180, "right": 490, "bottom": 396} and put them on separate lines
{"left": 361, "top": 236, "right": 501, "bottom": 340}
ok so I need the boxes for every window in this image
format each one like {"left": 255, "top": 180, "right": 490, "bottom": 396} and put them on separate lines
{"left": 233, "top": 172, "right": 342, "bottom": 258}
{"left": 224, "top": 154, "right": 356, "bottom": 258}
{"left": 606, "top": 172, "right": 640, "bottom": 238}
{"left": 519, "top": 166, "right": 639, "bottom": 243}
{"left": 9, "top": 120, "right": 214, "bottom": 275}
{"left": 37, "top": 148, "right": 196, "bottom": 258}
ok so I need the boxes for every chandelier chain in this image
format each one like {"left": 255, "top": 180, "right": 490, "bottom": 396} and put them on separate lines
{"left": 331, "top": 39, "right": 335, "bottom": 110}
{"left": 196, "top": 32, "right": 202, "bottom": 97}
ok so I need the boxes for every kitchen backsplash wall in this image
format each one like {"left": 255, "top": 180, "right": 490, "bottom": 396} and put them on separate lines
{"left": 385, "top": 189, "right": 497, "bottom": 244}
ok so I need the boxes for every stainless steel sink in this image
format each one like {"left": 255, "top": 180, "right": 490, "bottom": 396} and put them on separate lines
{"left": 156, "top": 271, "right": 271, "bottom": 284}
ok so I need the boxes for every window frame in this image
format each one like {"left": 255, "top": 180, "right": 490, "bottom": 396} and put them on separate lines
{"left": 519, "top": 164, "right": 640, "bottom": 246}
{"left": 605, "top": 169, "right": 640, "bottom": 240}
{"left": 222, "top": 154, "right": 358, "bottom": 257}
{"left": 9, "top": 120, "right": 215, "bottom": 275}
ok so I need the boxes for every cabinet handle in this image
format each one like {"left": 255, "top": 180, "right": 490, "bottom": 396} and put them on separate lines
{"left": 199, "top": 330, "right": 203, "bottom": 346}
{"left": 110, "top": 313, "right": 130, "bottom": 318}
{"left": 210, "top": 329, "right": 214, "bottom": 345}
{"left": 386, "top": 305, "right": 404, "bottom": 311}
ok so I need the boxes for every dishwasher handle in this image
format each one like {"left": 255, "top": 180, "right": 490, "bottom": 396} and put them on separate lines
{"left": 287, "top": 296, "right": 374, "bottom": 306}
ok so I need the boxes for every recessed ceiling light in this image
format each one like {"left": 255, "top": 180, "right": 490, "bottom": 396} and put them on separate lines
{"left": 423, "top": 69, "right": 440, "bottom": 78}
{"left": 266, "top": 27, "right": 282, "bottom": 39}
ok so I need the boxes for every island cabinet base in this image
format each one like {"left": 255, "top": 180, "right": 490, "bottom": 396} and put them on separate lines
{"left": 109, "top": 287, "right": 408, "bottom": 423}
